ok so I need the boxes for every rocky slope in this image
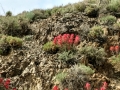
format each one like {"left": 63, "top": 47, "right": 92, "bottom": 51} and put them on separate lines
{"left": 0, "top": 2, "right": 120, "bottom": 90}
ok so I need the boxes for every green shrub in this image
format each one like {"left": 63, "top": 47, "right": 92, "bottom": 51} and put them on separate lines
{"left": 74, "top": 2, "right": 86, "bottom": 12}
{"left": 106, "top": 0, "right": 120, "bottom": 12}
{"left": 0, "top": 16, "right": 21, "bottom": 36}
{"left": 79, "top": 46, "right": 106, "bottom": 66}
{"left": 0, "top": 35, "right": 23, "bottom": 47}
{"left": 44, "top": 9, "right": 52, "bottom": 17}
{"left": 55, "top": 72, "right": 67, "bottom": 83}
{"left": 84, "top": 0, "right": 96, "bottom": 4}
{"left": 51, "top": 6, "right": 60, "bottom": 15}
{"left": 89, "top": 26, "right": 103, "bottom": 38}
{"left": 84, "top": 5, "right": 99, "bottom": 17}
{"left": 6, "top": 36, "right": 23, "bottom": 47}
{"left": 109, "top": 54, "right": 120, "bottom": 64}
{"left": 0, "top": 35, "right": 11, "bottom": 55}
{"left": 43, "top": 41, "right": 57, "bottom": 53}
{"left": 23, "top": 12, "right": 35, "bottom": 22}
{"left": 0, "top": 16, "right": 31, "bottom": 37}
{"left": 31, "top": 9, "right": 48, "bottom": 20}
{"left": 58, "top": 50, "right": 75, "bottom": 62}
{"left": 58, "top": 64, "right": 91, "bottom": 90}
{"left": 113, "top": 23, "right": 120, "bottom": 31}
{"left": 99, "top": 15, "right": 117, "bottom": 25}
{"left": 0, "top": 35, "right": 22, "bottom": 55}
{"left": 61, "top": 4, "right": 74, "bottom": 14}
{"left": 78, "top": 64, "right": 94, "bottom": 75}
{"left": 6, "top": 11, "right": 12, "bottom": 16}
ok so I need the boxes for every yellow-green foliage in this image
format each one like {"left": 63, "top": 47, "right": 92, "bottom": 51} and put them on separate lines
{"left": 0, "top": 35, "right": 22, "bottom": 55}
{"left": 109, "top": 54, "right": 120, "bottom": 64}
{"left": 84, "top": 0, "right": 96, "bottom": 4}
{"left": 55, "top": 72, "right": 67, "bottom": 83}
{"left": 107, "top": 0, "right": 120, "bottom": 12}
{"left": 89, "top": 26, "right": 103, "bottom": 38}
{"left": 6, "top": 36, "right": 22, "bottom": 47}
{"left": 74, "top": 2, "right": 86, "bottom": 12}
{"left": 100, "top": 15, "right": 117, "bottom": 25}
{"left": 43, "top": 41, "right": 54, "bottom": 52}
{"left": 0, "top": 35, "right": 22, "bottom": 47}
{"left": 113, "top": 23, "right": 120, "bottom": 30}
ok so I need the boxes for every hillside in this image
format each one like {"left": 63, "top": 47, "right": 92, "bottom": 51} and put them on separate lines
{"left": 0, "top": 0, "right": 120, "bottom": 90}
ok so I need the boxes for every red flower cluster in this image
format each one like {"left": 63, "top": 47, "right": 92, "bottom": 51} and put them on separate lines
{"left": 53, "top": 33, "right": 80, "bottom": 49}
{"left": 52, "top": 85, "right": 59, "bottom": 90}
{"left": 85, "top": 82, "right": 108, "bottom": 90}
{"left": 109, "top": 45, "right": 120, "bottom": 54}
{"left": 52, "top": 85, "right": 68, "bottom": 90}
{"left": 0, "top": 78, "right": 16, "bottom": 90}
{"left": 52, "top": 82, "right": 107, "bottom": 90}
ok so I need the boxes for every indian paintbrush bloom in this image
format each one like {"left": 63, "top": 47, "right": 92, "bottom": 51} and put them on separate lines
{"left": 70, "top": 34, "right": 74, "bottom": 39}
{"left": 53, "top": 85, "right": 59, "bottom": 90}
{"left": 53, "top": 33, "right": 80, "bottom": 50}
{"left": 0, "top": 78, "right": 16, "bottom": 90}
{"left": 74, "top": 35, "right": 80, "bottom": 45}
{"left": 85, "top": 82, "right": 91, "bottom": 90}
{"left": 100, "top": 87, "right": 105, "bottom": 90}
{"left": 53, "top": 37, "right": 57, "bottom": 45}
{"left": 115, "top": 45, "right": 119, "bottom": 54}
{"left": 57, "top": 38, "right": 62, "bottom": 46}
{"left": 110, "top": 46, "right": 115, "bottom": 52}
{"left": 103, "top": 81, "right": 107, "bottom": 87}
{"left": 68, "top": 38, "right": 74, "bottom": 45}
{"left": 0, "top": 78, "right": 3, "bottom": 83}
{"left": 4, "top": 79, "right": 10, "bottom": 89}
{"left": 64, "top": 88, "right": 68, "bottom": 90}
{"left": 100, "top": 81, "right": 107, "bottom": 90}
{"left": 13, "top": 88, "right": 17, "bottom": 90}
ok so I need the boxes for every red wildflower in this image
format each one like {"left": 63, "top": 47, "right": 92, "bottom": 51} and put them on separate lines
{"left": 53, "top": 85, "right": 59, "bottom": 90}
{"left": 53, "top": 37, "right": 57, "bottom": 45}
{"left": 85, "top": 82, "right": 91, "bottom": 90}
{"left": 110, "top": 46, "right": 115, "bottom": 52}
{"left": 57, "top": 38, "right": 62, "bottom": 46}
{"left": 74, "top": 35, "right": 80, "bottom": 45}
{"left": 103, "top": 81, "right": 107, "bottom": 88}
{"left": 68, "top": 39, "right": 73, "bottom": 45}
{"left": 4, "top": 79, "right": 10, "bottom": 89}
{"left": 70, "top": 34, "right": 74, "bottom": 40}
{"left": 64, "top": 88, "right": 68, "bottom": 90}
{"left": 100, "top": 87, "right": 105, "bottom": 90}
{"left": 115, "top": 45, "right": 119, "bottom": 52}
{"left": 5, "top": 79, "right": 10, "bottom": 84}
{"left": 66, "top": 34, "right": 70, "bottom": 39}
{"left": 0, "top": 78, "right": 3, "bottom": 83}
{"left": 57, "top": 34, "right": 62, "bottom": 39}
{"left": 4, "top": 84, "right": 9, "bottom": 89}
{"left": 13, "top": 88, "right": 17, "bottom": 90}
{"left": 62, "top": 34, "right": 68, "bottom": 43}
